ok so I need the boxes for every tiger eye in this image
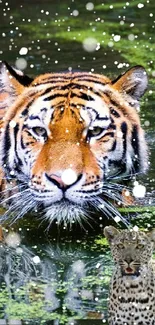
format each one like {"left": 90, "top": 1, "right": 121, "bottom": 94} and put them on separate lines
{"left": 88, "top": 127, "right": 104, "bottom": 137}
{"left": 32, "top": 127, "right": 47, "bottom": 137}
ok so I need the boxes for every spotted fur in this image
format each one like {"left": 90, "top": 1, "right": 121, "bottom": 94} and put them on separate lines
{"left": 0, "top": 62, "right": 148, "bottom": 224}
{"left": 104, "top": 226, "right": 155, "bottom": 325}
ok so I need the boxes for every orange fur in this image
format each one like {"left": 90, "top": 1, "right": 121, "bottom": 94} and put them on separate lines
{"left": 0, "top": 62, "right": 148, "bottom": 223}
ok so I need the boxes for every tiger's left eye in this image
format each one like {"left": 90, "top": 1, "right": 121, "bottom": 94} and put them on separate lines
{"left": 88, "top": 127, "right": 104, "bottom": 137}
{"left": 32, "top": 127, "right": 47, "bottom": 138}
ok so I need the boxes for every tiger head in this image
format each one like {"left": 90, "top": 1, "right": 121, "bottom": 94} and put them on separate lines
{"left": 0, "top": 62, "right": 148, "bottom": 224}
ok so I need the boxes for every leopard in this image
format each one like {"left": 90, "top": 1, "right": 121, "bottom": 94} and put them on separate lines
{"left": 104, "top": 226, "right": 155, "bottom": 325}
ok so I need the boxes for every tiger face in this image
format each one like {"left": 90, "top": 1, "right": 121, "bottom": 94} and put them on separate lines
{"left": 0, "top": 62, "right": 148, "bottom": 224}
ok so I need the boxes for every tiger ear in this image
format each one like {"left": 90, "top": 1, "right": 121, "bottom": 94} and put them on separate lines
{"left": 112, "top": 66, "right": 148, "bottom": 108}
{"left": 0, "top": 61, "right": 33, "bottom": 110}
{"left": 104, "top": 226, "right": 120, "bottom": 242}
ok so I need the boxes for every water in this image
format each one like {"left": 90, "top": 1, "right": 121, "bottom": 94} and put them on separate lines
{"left": 0, "top": 0, "right": 155, "bottom": 323}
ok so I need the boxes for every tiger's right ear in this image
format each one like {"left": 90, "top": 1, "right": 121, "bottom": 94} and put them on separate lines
{"left": 0, "top": 61, "right": 33, "bottom": 111}
{"left": 104, "top": 226, "right": 120, "bottom": 242}
{"left": 111, "top": 66, "right": 148, "bottom": 110}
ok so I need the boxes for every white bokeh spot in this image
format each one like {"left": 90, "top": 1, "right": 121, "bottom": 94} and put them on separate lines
{"left": 9, "top": 120, "right": 16, "bottom": 128}
{"left": 61, "top": 169, "right": 78, "bottom": 185}
{"left": 113, "top": 35, "right": 121, "bottom": 42}
{"left": 86, "top": 2, "right": 94, "bottom": 11}
{"left": 15, "top": 58, "right": 27, "bottom": 70}
{"left": 133, "top": 225, "right": 139, "bottom": 232}
{"left": 83, "top": 37, "right": 98, "bottom": 52}
{"left": 5, "top": 232, "right": 21, "bottom": 248}
{"left": 19, "top": 47, "right": 28, "bottom": 55}
{"left": 32, "top": 255, "right": 41, "bottom": 264}
{"left": 114, "top": 216, "right": 121, "bottom": 223}
{"left": 132, "top": 182, "right": 146, "bottom": 198}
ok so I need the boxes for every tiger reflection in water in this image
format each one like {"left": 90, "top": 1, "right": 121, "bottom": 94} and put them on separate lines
{"left": 0, "top": 229, "right": 108, "bottom": 322}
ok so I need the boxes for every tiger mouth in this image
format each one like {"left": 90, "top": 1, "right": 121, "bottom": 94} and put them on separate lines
{"left": 42, "top": 199, "right": 89, "bottom": 225}
{"left": 2, "top": 179, "right": 126, "bottom": 225}
{"left": 43, "top": 197, "right": 80, "bottom": 207}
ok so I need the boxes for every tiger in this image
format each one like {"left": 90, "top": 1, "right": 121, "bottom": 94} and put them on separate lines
{"left": 0, "top": 61, "right": 148, "bottom": 225}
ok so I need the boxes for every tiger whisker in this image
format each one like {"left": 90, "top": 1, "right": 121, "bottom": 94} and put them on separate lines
{"left": 1, "top": 190, "right": 30, "bottom": 213}
{"left": 106, "top": 169, "right": 142, "bottom": 182}
{"left": 90, "top": 195, "right": 129, "bottom": 225}
{"left": 1, "top": 190, "right": 37, "bottom": 224}
{"left": 0, "top": 183, "right": 25, "bottom": 195}
{"left": 0, "top": 188, "right": 29, "bottom": 205}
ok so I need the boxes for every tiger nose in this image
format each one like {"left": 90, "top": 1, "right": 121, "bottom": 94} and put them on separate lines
{"left": 45, "top": 169, "right": 83, "bottom": 190}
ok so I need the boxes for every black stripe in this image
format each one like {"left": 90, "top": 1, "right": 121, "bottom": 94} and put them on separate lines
{"left": 85, "top": 106, "right": 97, "bottom": 116}
{"left": 21, "top": 99, "right": 35, "bottom": 117}
{"left": 40, "top": 107, "right": 48, "bottom": 112}
{"left": 70, "top": 92, "right": 95, "bottom": 101}
{"left": 107, "top": 122, "right": 128, "bottom": 177}
{"left": 41, "top": 87, "right": 55, "bottom": 96}
{"left": 102, "top": 132, "right": 114, "bottom": 138}
{"left": 110, "top": 107, "right": 120, "bottom": 118}
{"left": 33, "top": 75, "right": 72, "bottom": 85}
{"left": 131, "top": 125, "right": 139, "bottom": 156}
{"left": 33, "top": 73, "right": 107, "bottom": 85}
{"left": 97, "top": 116, "right": 110, "bottom": 121}
{"left": 109, "top": 139, "right": 117, "bottom": 151}
{"left": 29, "top": 115, "right": 40, "bottom": 121}
{"left": 4, "top": 61, "right": 33, "bottom": 86}
{"left": 104, "top": 91, "right": 120, "bottom": 108}
{"left": 70, "top": 84, "right": 105, "bottom": 99}
{"left": 40, "top": 83, "right": 89, "bottom": 93}
{"left": 74, "top": 76, "right": 106, "bottom": 86}
{"left": 75, "top": 188, "right": 100, "bottom": 194}
{"left": 41, "top": 83, "right": 80, "bottom": 92}
{"left": 109, "top": 99, "right": 119, "bottom": 108}
{"left": 37, "top": 83, "right": 106, "bottom": 103}
{"left": 14, "top": 124, "right": 23, "bottom": 168}
{"left": 3, "top": 124, "right": 11, "bottom": 166}
{"left": 86, "top": 106, "right": 110, "bottom": 121}
{"left": 43, "top": 93, "right": 68, "bottom": 101}
{"left": 42, "top": 83, "right": 100, "bottom": 93}
{"left": 20, "top": 126, "right": 31, "bottom": 149}
{"left": 107, "top": 123, "right": 116, "bottom": 130}
{"left": 131, "top": 125, "right": 140, "bottom": 171}
{"left": 21, "top": 136, "right": 26, "bottom": 150}
{"left": 21, "top": 108, "right": 28, "bottom": 117}
{"left": 121, "top": 121, "right": 127, "bottom": 159}
{"left": 33, "top": 80, "right": 67, "bottom": 85}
